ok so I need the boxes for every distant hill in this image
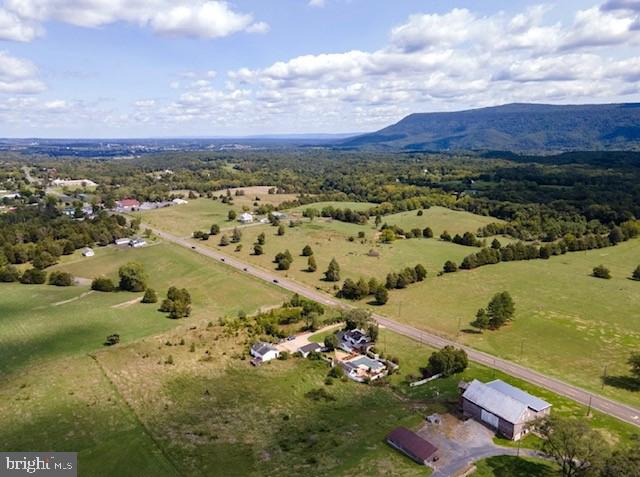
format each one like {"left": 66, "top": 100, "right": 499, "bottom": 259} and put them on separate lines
{"left": 340, "top": 103, "right": 640, "bottom": 152}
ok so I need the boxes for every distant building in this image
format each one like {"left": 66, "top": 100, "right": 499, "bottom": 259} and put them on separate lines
{"left": 82, "top": 247, "right": 95, "bottom": 257}
{"left": 239, "top": 212, "right": 254, "bottom": 224}
{"left": 52, "top": 178, "right": 98, "bottom": 188}
{"left": 271, "top": 211, "right": 287, "bottom": 219}
{"left": 461, "top": 379, "right": 552, "bottom": 440}
{"left": 115, "top": 238, "right": 132, "bottom": 246}
{"left": 130, "top": 239, "right": 146, "bottom": 248}
{"left": 0, "top": 192, "right": 20, "bottom": 200}
{"left": 172, "top": 198, "right": 188, "bottom": 205}
{"left": 115, "top": 198, "right": 140, "bottom": 211}
{"left": 250, "top": 342, "right": 279, "bottom": 366}
{"left": 297, "top": 342, "right": 323, "bottom": 358}
{"left": 386, "top": 427, "right": 439, "bottom": 465}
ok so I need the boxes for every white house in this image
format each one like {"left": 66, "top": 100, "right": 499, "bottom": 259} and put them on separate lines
{"left": 130, "top": 239, "right": 147, "bottom": 248}
{"left": 172, "top": 198, "right": 188, "bottom": 205}
{"left": 250, "top": 342, "right": 279, "bottom": 366}
{"left": 272, "top": 211, "right": 287, "bottom": 219}
{"left": 239, "top": 212, "right": 254, "bottom": 224}
{"left": 115, "top": 238, "right": 132, "bottom": 246}
{"left": 341, "top": 355, "right": 387, "bottom": 382}
{"left": 82, "top": 247, "right": 95, "bottom": 257}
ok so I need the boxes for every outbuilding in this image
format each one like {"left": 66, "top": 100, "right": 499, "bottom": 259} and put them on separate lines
{"left": 250, "top": 342, "right": 279, "bottom": 366}
{"left": 297, "top": 342, "right": 323, "bottom": 357}
{"left": 82, "top": 247, "right": 95, "bottom": 257}
{"left": 461, "top": 379, "right": 552, "bottom": 440}
{"left": 386, "top": 427, "right": 439, "bottom": 465}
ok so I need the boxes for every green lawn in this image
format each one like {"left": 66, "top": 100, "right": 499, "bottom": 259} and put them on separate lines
{"left": 374, "top": 238, "right": 640, "bottom": 408}
{"left": 472, "top": 456, "right": 559, "bottom": 477}
{"left": 290, "top": 201, "right": 377, "bottom": 213}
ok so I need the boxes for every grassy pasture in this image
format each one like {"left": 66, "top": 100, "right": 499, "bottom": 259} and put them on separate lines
{"left": 133, "top": 198, "right": 241, "bottom": 237}
{"left": 95, "top": 323, "right": 428, "bottom": 477}
{"left": 472, "top": 456, "right": 559, "bottom": 477}
{"left": 200, "top": 214, "right": 476, "bottom": 294}
{"left": 376, "top": 238, "right": 640, "bottom": 407}
{"left": 289, "top": 201, "right": 377, "bottom": 213}
{"left": 377, "top": 206, "right": 501, "bottom": 236}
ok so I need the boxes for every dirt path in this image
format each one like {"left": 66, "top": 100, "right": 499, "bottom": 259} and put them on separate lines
{"left": 111, "top": 297, "right": 143, "bottom": 309}
{"left": 52, "top": 290, "right": 94, "bottom": 306}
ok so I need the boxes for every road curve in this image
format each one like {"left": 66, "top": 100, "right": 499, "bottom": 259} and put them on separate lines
{"left": 147, "top": 225, "right": 640, "bottom": 429}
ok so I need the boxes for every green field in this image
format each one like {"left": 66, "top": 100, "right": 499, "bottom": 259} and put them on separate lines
{"left": 134, "top": 198, "right": 242, "bottom": 237}
{"left": 290, "top": 201, "right": 377, "bottom": 213}
{"left": 0, "top": 241, "right": 289, "bottom": 477}
{"left": 378, "top": 206, "right": 501, "bottom": 236}
{"left": 200, "top": 210, "right": 477, "bottom": 295}
{"left": 472, "top": 456, "right": 558, "bottom": 477}
{"left": 377, "top": 238, "right": 640, "bottom": 407}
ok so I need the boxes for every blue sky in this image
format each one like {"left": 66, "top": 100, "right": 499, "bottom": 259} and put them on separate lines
{"left": 0, "top": 0, "right": 639, "bottom": 137}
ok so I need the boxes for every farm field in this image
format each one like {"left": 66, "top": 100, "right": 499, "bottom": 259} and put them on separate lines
{"left": 472, "top": 456, "right": 559, "bottom": 477}
{"left": 375, "top": 238, "right": 640, "bottom": 408}
{"left": 133, "top": 198, "right": 241, "bottom": 237}
{"left": 0, "top": 241, "right": 290, "bottom": 476}
{"left": 199, "top": 208, "right": 481, "bottom": 293}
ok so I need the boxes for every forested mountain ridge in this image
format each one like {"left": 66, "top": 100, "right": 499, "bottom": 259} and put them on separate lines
{"left": 341, "top": 103, "right": 640, "bottom": 152}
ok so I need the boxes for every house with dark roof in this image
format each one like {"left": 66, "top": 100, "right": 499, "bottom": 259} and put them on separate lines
{"left": 386, "top": 427, "right": 439, "bottom": 465}
{"left": 297, "top": 342, "right": 323, "bottom": 358}
{"left": 336, "top": 328, "right": 372, "bottom": 353}
{"left": 250, "top": 342, "right": 279, "bottom": 366}
{"left": 461, "top": 379, "right": 552, "bottom": 440}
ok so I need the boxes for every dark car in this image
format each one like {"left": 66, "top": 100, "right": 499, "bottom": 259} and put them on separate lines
{"left": 221, "top": 258, "right": 225, "bottom": 262}
{"left": 286, "top": 335, "right": 295, "bottom": 341}
{"left": 243, "top": 267, "right": 248, "bottom": 272}
{"left": 273, "top": 279, "right": 278, "bottom": 283}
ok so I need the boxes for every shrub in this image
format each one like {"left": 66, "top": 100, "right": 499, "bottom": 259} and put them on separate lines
{"left": 443, "top": 260, "right": 458, "bottom": 273}
{"left": 91, "top": 277, "right": 115, "bottom": 292}
{"left": 104, "top": 334, "right": 120, "bottom": 346}
{"left": 142, "top": 288, "right": 158, "bottom": 303}
{"left": 49, "top": 271, "right": 74, "bottom": 287}
{"left": 633, "top": 265, "right": 640, "bottom": 281}
{"left": 592, "top": 264, "right": 611, "bottom": 279}
{"left": 20, "top": 268, "right": 47, "bottom": 285}
{"left": 118, "top": 262, "right": 147, "bottom": 292}
{"left": 0, "top": 265, "right": 20, "bottom": 282}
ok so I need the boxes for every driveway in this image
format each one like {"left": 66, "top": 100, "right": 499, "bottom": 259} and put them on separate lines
{"left": 276, "top": 323, "right": 341, "bottom": 353}
{"left": 418, "top": 415, "right": 541, "bottom": 477}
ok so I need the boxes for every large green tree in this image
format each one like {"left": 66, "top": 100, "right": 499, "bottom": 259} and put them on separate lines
{"left": 487, "top": 291, "right": 515, "bottom": 329}
{"left": 118, "top": 262, "right": 147, "bottom": 292}
{"left": 324, "top": 258, "right": 340, "bottom": 282}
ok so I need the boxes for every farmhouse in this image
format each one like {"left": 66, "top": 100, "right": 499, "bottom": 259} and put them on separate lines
{"left": 460, "top": 379, "right": 552, "bottom": 440}
{"left": 82, "top": 247, "right": 95, "bottom": 257}
{"left": 386, "top": 427, "right": 439, "bottom": 465}
{"left": 337, "top": 328, "right": 372, "bottom": 353}
{"left": 239, "top": 212, "right": 254, "bottom": 224}
{"left": 115, "top": 198, "right": 140, "bottom": 211}
{"left": 341, "top": 355, "right": 387, "bottom": 382}
{"left": 250, "top": 342, "right": 279, "bottom": 366}
{"left": 297, "top": 342, "right": 323, "bottom": 357}
{"left": 115, "top": 237, "right": 132, "bottom": 245}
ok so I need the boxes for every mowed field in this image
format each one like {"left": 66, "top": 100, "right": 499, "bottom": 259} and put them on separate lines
{"left": 199, "top": 207, "right": 484, "bottom": 295}
{"left": 0, "top": 241, "right": 289, "bottom": 477}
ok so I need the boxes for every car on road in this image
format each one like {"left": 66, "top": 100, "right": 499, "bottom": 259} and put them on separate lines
{"left": 221, "top": 258, "right": 225, "bottom": 262}
{"left": 286, "top": 336, "right": 295, "bottom": 341}
{"left": 191, "top": 246, "right": 196, "bottom": 249}
{"left": 273, "top": 279, "right": 278, "bottom": 283}
{"left": 243, "top": 267, "right": 248, "bottom": 271}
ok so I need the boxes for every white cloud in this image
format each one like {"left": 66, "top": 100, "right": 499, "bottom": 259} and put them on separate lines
{"left": 0, "top": 51, "right": 45, "bottom": 94}
{"left": 0, "top": 0, "right": 268, "bottom": 41}
{"left": 308, "top": 0, "right": 326, "bottom": 7}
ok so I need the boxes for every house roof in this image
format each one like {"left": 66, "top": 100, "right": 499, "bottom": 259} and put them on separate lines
{"left": 298, "top": 342, "right": 322, "bottom": 354}
{"left": 117, "top": 198, "right": 140, "bottom": 207}
{"left": 486, "top": 380, "right": 551, "bottom": 412}
{"left": 462, "top": 380, "right": 528, "bottom": 424}
{"left": 346, "top": 356, "right": 385, "bottom": 371}
{"left": 387, "top": 427, "right": 438, "bottom": 461}
{"left": 251, "top": 342, "right": 277, "bottom": 357}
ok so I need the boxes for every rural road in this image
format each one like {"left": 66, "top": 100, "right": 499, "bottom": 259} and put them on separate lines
{"left": 146, "top": 225, "right": 640, "bottom": 429}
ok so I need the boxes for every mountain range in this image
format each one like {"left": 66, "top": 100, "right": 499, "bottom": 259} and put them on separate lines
{"left": 340, "top": 103, "right": 640, "bottom": 152}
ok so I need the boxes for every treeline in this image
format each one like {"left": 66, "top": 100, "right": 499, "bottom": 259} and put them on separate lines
{"left": 459, "top": 220, "right": 640, "bottom": 270}
{"left": 0, "top": 206, "right": 134, "bottom": 269}
{"left": 303, "top": 205, "right": 369, "bottom": 225}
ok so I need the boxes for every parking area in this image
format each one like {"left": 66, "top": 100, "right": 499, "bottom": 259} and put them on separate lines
{"left": 417, "top": 414, "right": 528, "bottom": 477}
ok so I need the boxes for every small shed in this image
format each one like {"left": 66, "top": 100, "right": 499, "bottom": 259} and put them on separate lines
{"left": 82, "top": 247, "right": 95, "bottom": 257}
{"left": 386, "top": 427, "right": 438, "bottom": 465}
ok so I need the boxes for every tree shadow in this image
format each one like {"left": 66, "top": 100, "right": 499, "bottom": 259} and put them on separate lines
{"left": 461, "top": 328, "right": 482, "bottom": 334}
{"left": 603, "top": 375, "right": 640, "bottom": 392}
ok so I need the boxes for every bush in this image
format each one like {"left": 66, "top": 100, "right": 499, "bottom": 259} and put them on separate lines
{"left": 592, "top": 264, "right": 611, "bottom": 279}
{"left": 142, "top": 288, "right": 158, "bottom": 303}
{"left": 633, "top": 265, "right": 640, "bottom": 281}
{"left": 91, "top": 277, "right": 115, "bottom": 292}
{"left": 49, "top": 271, "right": 74, "bottom": 287}
{"left": 426, "top": 346, "right": 468, "bottom": 377}
{"left": 20, "top": 268, "right": 47, "bottom": 284}
{"left": 443, "top": 260, "right": 458, "bottom": 273}
{"left": 0, "top": 265, "right": 20, "bottom": 282}
{"left": 104, "top": 334, "right": 120, "bottom": 346}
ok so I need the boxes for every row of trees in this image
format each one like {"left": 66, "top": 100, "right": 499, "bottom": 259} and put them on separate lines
{"left": 385, "top": 264, "right": 427, "bottom": 290}
{"left": 0, "top": 265, "right": 74, "bottom": 286}
{"left": 338, "top": 277, "right": 388, "bottom": 304}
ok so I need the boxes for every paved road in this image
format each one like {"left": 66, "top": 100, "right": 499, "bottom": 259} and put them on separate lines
{"left": 146, "top": 225, "right": 640, "bottom": 429}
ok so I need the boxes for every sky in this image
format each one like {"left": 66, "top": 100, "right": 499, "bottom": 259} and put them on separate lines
{"left": 1, "top": 0, "right": 640, "bottom": 138}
